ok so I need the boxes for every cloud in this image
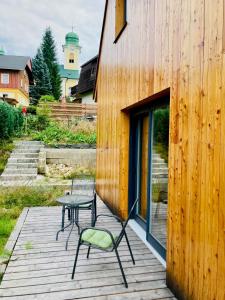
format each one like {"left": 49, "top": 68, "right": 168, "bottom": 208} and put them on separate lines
{"left": 0, "top": 0, "right": 105, "bottom": 65}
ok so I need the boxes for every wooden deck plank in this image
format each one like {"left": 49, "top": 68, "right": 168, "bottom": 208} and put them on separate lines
{"left": 0, "top": 199, "right": 176, "bottom": 300}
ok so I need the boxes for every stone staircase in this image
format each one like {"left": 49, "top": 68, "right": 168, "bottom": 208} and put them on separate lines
{"left": 152, "top": 152, "right": 168, "bottom": 179}
{"left": 0, "top": 141, "right": 43, "bottom": 182}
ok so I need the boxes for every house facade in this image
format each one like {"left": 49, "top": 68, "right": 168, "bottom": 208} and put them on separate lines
{"left": 71, "top": 55, "right": 98, "bottom": 104}
{"left": 59, "top": 31, "right": 80, "bottom": 98}
{"left": 0, "top": 53, "right": 32, "bottom": 106}
{"left": 95, "top": 1, "right": 225, "bottom": 300}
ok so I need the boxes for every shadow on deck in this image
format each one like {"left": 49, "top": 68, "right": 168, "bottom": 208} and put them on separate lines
{"left": 0, "top": 198, "right": 176, "bottom": 300}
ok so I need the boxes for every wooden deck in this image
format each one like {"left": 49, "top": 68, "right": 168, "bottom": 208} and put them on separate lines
{"left": 0, "top": 199, "right": 176, "bottom": 300}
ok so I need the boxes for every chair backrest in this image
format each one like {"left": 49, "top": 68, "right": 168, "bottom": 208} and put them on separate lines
{"left": 115, "top": 198, "right": 139, "bottom": 248}
{"left": 71, "top": 178, "right": 96, "bottom": 196}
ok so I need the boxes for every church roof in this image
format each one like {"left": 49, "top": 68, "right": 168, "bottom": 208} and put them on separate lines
{"left": 65, "top": 31, "right": 79, "bottom": 46}
{"left": 58, "top": 64, "right": 80, "bottom": 79}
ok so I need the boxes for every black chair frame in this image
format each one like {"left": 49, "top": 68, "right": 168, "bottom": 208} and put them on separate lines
{"left": 71, "top": 198, "right": 139, "bottom": 288}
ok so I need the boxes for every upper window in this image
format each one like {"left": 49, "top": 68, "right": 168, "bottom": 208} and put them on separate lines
{"left": 69, "top": 53, "right": 75, "bottom": 63}
{"left": 115, "top": 0, "right": 127, "bottom": 42}
{"left": 1, "top": 73, "right": 9, "bottom": 84}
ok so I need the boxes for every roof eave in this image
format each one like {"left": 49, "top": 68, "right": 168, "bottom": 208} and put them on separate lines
{"left": 93, "top": 0, "right": 108, "bottom": 101}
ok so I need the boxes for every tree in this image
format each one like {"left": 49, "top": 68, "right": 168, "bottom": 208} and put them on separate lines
{"left": 41, "top": 27, "right": 61, "bottom": 99}
{"left": 30, "top": 48, "right": 52, "bottom": 105}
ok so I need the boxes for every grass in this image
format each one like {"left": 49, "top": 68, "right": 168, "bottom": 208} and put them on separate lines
{"left": 31, "top": 120, "right": 96, "bottom": 145}
{"left": 0, "top": 139, "right": 14, "bottom": 175}
{"left": 0, "top": 186, "right": 64, "bottom": 257}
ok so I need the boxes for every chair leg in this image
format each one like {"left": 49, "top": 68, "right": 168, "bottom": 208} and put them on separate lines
{"left": 115, "top": 247, "right": 128, "bottom": 288}
{"left": 68, "top": 208, "right": 71, "bottom": 221}
{"left": 87, "top": 246, "right": 91, "bottom": 258}
{"left": 61, "top": 205, "right": 65, "bottom": 231}
{"left": 124, "top": 231, "right": 135, "bottom": 265}
{"left": 71, "top": 240, "right": 81, "bottom": 279}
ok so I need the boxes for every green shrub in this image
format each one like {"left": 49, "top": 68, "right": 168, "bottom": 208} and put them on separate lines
{"left": 26, "top": 114, "right": 49, "bottom": 133}
{"left": 36, "top": 103, "right": 51, "bottom": 117}
{"left": 27, "top": 106, "right": 37, "bottom": 115}
{"left": 0, "top": 140, "right": 14, "bottom": 175}
{"left": 0, "top": 101, "right": 24, "bottom": 139}
{"left": 39, "top": 95, "right": 55, "bottom": 102}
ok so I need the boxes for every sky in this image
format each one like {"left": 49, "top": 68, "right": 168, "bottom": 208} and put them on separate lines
{"left": 0, "top": 0, "right": 105, "bottom": 65}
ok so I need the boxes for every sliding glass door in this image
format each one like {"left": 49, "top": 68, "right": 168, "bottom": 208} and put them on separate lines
{"left": 129, "top": 102, "right": 169, "bottom": 259}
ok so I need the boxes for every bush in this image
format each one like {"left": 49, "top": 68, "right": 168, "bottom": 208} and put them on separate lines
{"left": 0, "top": 101, "right": 24, "bottom": 139}
{"left": 27, "top": 106, "right": 37, "bottom": 115}
{"left": 26, "top": 114, "right": 50, "bottom": 133}
{"left": 36, "top": 103, "right": 51, "bottom": 117}
{"left": 0, "top": 140, "right": 14, "bottom": 175}
{"left": 39, "top": 95, "right": 55, "bottom": 103}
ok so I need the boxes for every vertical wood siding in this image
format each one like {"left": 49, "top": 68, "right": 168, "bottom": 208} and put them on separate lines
{"left": 96, "top": 1, "right": 225, "bottom": 299}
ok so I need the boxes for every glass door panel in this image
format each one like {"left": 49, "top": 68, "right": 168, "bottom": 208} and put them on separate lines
{"left": 139, "top": 115, "right": 149, "bottom": 221}
{"left": 149, "top": 106, "right": 169, "bottom": 248}
{"left": 134, "top": 114, "right": 149, "bottom": 223}
{"left": 130, "top": 100, "right": 169, "bottom": 259}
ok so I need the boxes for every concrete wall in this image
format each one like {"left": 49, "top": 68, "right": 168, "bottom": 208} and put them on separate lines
{"left": 45, "top": 148, "right": 96, "bottom": 169}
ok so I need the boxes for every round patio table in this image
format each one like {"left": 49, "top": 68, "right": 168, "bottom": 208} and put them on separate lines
{"left": 56, "top": 194, "right": 94, "bottom": 250}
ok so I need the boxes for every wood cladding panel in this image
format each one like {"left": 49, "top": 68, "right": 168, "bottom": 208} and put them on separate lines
{"left": 96, "top": 1, "right": 225, "bottom": 299}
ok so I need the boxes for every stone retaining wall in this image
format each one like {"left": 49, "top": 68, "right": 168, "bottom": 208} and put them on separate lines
{"left": 45, "top": 149, "right": 96, "bottom": 168}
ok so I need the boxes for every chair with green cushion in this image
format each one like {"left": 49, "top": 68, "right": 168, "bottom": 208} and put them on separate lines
{"left": 71, "top": 198, "right": 139, "bottom": 288}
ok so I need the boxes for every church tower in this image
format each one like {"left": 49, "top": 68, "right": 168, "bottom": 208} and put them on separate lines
{"left": 59, "top": 30, "right": 81, "bottom": 98}
{"left": 63, "top": 31, "right": 81, "bottom": 70}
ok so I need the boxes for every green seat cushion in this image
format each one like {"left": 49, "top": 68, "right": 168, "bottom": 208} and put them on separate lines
{"left": 79, "top": 203, "right": 92, "bottom": 208}
{"left": 81, "top": 229, "right": 116, "bottom": 249}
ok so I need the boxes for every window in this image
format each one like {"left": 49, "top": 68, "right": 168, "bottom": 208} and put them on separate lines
{"left": 69, "top": 59, "right": 74, "bottom": 63}
{"left": 1, "top": 73, "right": 9, "bottom": 84}
{"left": 115, "top": 0, "right": 127, "bottom": 42}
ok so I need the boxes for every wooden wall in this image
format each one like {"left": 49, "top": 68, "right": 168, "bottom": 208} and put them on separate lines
{"left": 96, "top": 0, "right": 225, "bottom": 299}
{"left": 0, "top": 69, "right": 29, "bottom": 96}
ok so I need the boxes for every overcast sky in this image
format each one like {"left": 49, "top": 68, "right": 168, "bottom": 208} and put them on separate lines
{"left": 0, "top": 0, "right": 105, "bottom": 65}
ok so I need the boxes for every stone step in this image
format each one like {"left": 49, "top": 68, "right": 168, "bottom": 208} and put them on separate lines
{"left": 4, "top": 168, "right": 37, "bottom": 174}
{"left": 0, "top": 174, "right": 37, "bottom": 181}
{"left": 152, "top": 173, "right": 168, "bottom": 178}
{"left": 8, "top": 158, "right": 39, "bottom": 163}
{"left": 11, "top": 153, "right": 39, "bottom": 158}
{"left": 152, "top": 157, "right": 165, "bottom": 163}
{"left": 15, "top": 141, "right": 43, "bottom": 145}
{"left": 152, "top": 162, "right": 168, "bottom": 169}
{"left": 7, "top": 162, "right": 37, "bottom": 168}
{"left": 15, "top": 146, "right": 43, "bottom": 150}
{"left": 13, "top": 148, "right": 40, "bottom": 153}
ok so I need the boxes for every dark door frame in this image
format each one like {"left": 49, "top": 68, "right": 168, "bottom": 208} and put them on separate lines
{"left": 128, "top": 96, "right": 170, "bottom": 260}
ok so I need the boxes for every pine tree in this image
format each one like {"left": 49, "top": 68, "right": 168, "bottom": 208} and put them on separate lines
{"left": 30, "top": 48, "right": 52, "bottom": 104}
{"left": 41, "top": 27, "right": 61, "bottom": 99}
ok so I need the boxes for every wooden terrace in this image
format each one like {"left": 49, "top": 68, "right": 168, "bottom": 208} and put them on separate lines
{"left": 0, "top": 198, "right": 176, "bottom": 300}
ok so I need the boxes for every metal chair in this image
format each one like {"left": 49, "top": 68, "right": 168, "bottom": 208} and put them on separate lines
{"left": 61, "top": 178, "right": 97, "bottom": 231}
{"left": 71, "top": 198, "right": 139, "bottom": 288}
